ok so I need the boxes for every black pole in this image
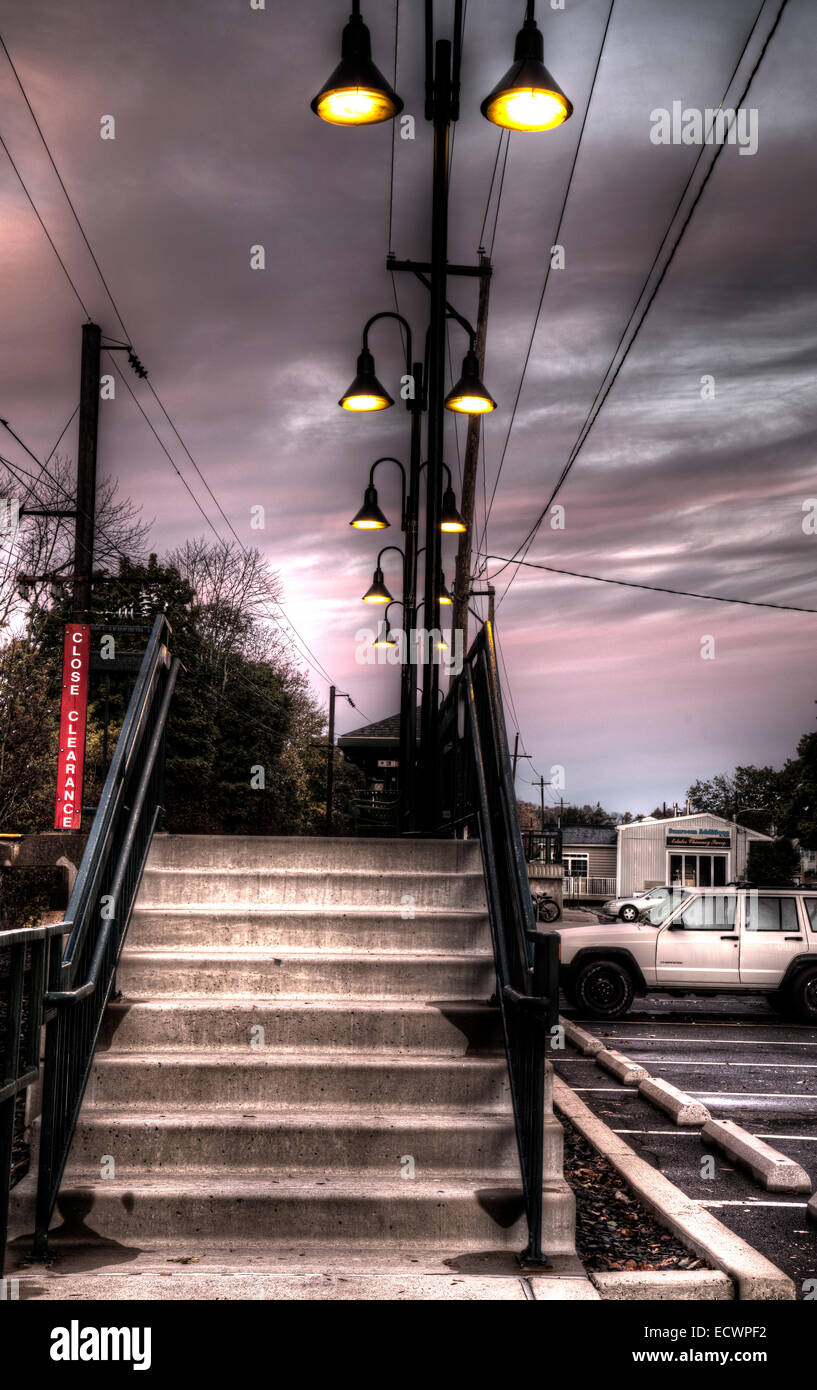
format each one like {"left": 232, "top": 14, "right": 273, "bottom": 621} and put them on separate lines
{"left": 420, "top": 33, "right": 453, "bottom": 830}
{"left": 400, "top": 364, "right": 423, "bottom": 833}
{"left": 326, "top": 685, "right": 335, "bottom": 834}
{"left": 540, "top": 776, "right": 545, "bottom": 833}
{"left": 512, "top": 732, "right": 519, "bottom": 781}
{"left": 72, "top": 322, "right": 101, "bottom": 624}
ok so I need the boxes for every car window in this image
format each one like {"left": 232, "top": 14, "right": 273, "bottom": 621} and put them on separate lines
{"left": 804, "top": 898, "right": 817, "bottom": 933}
{"left": 745, "top": 895, "right": 799, "bottom": 932}
{"left": 675, "top": 894, "right": 737, "bottom": 930}
{"left": 645, "top": 889, "right": 687, "bottom": 924}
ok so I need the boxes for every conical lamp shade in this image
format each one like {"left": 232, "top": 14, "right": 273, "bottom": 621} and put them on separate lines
{"left": 312, "top": 13, "right": 404, "bottom": 126}
{"left": 481, "top": 20, "right": 572, "bottom": 132}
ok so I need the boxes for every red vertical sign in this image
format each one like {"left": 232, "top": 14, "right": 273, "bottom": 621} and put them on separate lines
{"left": 54, "top": 623, "right": 90, "bottom": 831}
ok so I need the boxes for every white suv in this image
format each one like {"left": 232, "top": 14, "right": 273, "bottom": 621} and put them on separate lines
{"left": 554, "top": 888, "right": 817, "bottom": 1020}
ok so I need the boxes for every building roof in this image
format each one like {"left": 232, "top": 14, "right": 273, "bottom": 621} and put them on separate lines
{"left": 618, "top": 813, "right": 772, "bottom": 841}
{"left": 337, "top": 710, "right": 420, "bottom": 747}
{"left": 561, "top": 825, "right": 618, "bottom": 846}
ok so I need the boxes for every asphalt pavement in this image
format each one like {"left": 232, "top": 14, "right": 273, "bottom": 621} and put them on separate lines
{"left": 554, "top": 911, "right": 817, "bottom": 1295}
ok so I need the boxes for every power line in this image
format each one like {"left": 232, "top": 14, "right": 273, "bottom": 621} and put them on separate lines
{"left": 477, "top": 0, "right": 617, "bottom": 557}
{"left": 0, "top": 35, "right": 363, "bottom": 710}
{"left": 492, "top": 0, "right": 783, "bottom": 604}
{"left": 481, "top": 552, "right": 817, "bottom": 614}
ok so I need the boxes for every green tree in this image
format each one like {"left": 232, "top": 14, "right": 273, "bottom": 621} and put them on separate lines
{"left": 746, "top": 838, "right": 799, "bottom": 887}
{"left": 686, "top": 766, "right": 782, "bottom": 833}
{"left": 559, "top": 802, "right": 615, "bottom": 828}
{"left": 778, "top": 730, "right": 817, "bottom": 849}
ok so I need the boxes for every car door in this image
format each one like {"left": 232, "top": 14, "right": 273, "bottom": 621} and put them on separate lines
{"left": 655, "top": 893, "right": 741, "bottom": 986}
{"left": 739, "top": 893, "right": 806, "bottom": 988}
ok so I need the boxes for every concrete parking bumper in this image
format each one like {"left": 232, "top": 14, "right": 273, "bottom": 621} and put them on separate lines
{"left": 702, "top": 1118, "right": 813, "bottom": 1193}
{"left": 638, "top": 1076, "right": 711, "bottom": 1126}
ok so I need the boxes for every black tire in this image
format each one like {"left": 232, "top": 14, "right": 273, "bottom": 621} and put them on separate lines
{"left": 789, "top": 969, "right": 817, "bottom": 1024}
{"left": 540, "top": 900, "right": 561, "bottom": 923}
{"left": 619, "top": 904, "right": 639, "bottom": 922}
{"left": 574, "top": 958, "right": 635, "bottom": 1019}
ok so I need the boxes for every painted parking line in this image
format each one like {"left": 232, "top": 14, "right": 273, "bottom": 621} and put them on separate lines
{"left": 612, "top": 1127, "right": 817, "bottom": 1142}
{"left": 638, "top": 1060, "right": 817, "bottom": 1069}
{"left": 590, "top": 1037, "right": 817, "bottom": 1047}
{"left": 573, "top": 1088, "right": 817, "bottom": 1099}
{"left": 695, "top": 1199, "right": 809, "bottom": 1209}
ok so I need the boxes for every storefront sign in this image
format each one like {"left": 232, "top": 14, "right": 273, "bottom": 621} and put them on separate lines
{"left": 666, "top": 827, "right": 731, "bottom": 847}
{"left": 54, "top": 623, "right": 90, "bottom": 831}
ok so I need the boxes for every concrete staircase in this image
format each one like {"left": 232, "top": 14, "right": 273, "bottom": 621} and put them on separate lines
{"left": 41, "top": 835, "right": 575, "bottom": 1264}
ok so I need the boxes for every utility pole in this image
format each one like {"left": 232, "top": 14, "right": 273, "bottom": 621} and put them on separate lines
{"left": 512, "top": 732, "right": 519, "bottom": 780}
{"left": 326, "top": 686, "right": 336, "bottom": 835}
{"left": 539, "top": 775, "right": 546, "bottom": 832}
{"left": 72, "top": 322, "right": 101, "bottom": 623}
{"left": 452, "top": 251, "right": 491, "bottom": 649}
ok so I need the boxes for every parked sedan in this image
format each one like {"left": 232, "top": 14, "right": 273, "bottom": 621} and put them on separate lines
{"left": 600, "top": 886, "right": 675, "bottom": 922}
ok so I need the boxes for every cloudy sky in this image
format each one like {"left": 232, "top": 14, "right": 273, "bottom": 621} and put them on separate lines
{"left": 1, "top": 0, "right": 815, "bottom": 815}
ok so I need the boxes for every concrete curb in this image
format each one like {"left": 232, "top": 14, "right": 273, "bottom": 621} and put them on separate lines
{"left": 638, "top": 1077, "right": 711, "bottom": 1126}
{"left": 702, "top": 1119, "right": 813, "bottom": 1193}
{"left": 590, "top": 1270, "right": 734, "bottom": 1301}
{"left": 528, "top": 1274, "right": 601, "bottom": 1300}
{"left": 553, "top": 1075, "right": 796, "bottom": 1301}
{"left": 560, "top": 1017, "right": 605, "bottom": 1057}
{"left": 596, "top": 1048, "right": 648, "bottom": 1085}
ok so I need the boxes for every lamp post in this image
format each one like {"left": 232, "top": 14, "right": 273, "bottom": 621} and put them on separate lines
{"left": 313, "top": 1, "right": 573, "bottom": 829}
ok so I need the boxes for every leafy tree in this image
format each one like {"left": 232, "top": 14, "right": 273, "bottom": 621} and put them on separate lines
{"left": 778, "top": 730, "right": 817, "bottom": 849}
{"left": 686, "top": 766, "right": 782, "bottom": 833}
{"left": 559, "top": 802, "right": 616, "bottom": 828}
{"left": 746, "top": 838, "right": 799, "bottom": 887}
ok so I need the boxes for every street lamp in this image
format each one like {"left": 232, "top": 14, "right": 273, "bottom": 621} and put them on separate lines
{"left": 362, "top": 546, "right": 403, "bottom": 604}
{"left": 340, "top": 347, "right": 394, "bottom": 412}
{"left": 445, "top": 348, "right": 496, "bottom": 415}
{"left": 350, "top": 457, "right": 406, "bottom": 530}
{"left": 311, "top": 0, "right": 403, "bottom": 127}
{"left": 441, "top": 481, "right": 466, "bottom": 533}
{"left": 481, "top": 2, "right": 573, "bottom": 132}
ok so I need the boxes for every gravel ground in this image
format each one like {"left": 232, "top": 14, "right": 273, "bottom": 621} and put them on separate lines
{"left": 562, "top": 1116, "right": 710, "bottom": 1273}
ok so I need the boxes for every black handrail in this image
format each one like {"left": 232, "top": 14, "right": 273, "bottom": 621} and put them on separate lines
{"left": 32, "top": 614, "right": 179, "bottom": 1256}
{"left": 0, "top": 920, "right": 65, "bottom": 1276}
{"left": 440, "top": 622, "right": 560, "bottom": 1265}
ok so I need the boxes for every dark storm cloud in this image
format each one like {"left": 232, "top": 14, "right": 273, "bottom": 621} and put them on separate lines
{"left": 0, "top": 0, "right": 815, "bottom": 805}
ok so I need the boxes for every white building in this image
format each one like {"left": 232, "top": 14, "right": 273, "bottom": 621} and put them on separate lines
{"left": 616, "top": 813, "right": 772, "bottom": 896}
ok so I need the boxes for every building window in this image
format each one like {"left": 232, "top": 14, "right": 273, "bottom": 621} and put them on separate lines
{"left": 669, "top": 853, "right": 727, "bottom": 888}
{"left": 564, "top": 853, "right": 589, "bottom": 878}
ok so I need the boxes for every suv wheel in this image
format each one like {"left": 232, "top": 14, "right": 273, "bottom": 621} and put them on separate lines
{"left": 790, "top": 969, "right": 817, "bottom": 1023}
{"left": 574, "top": 959, "right": 635, "bottom": 1018}
{"left": 619, "top": 905, "right": 639, "bottom": 922}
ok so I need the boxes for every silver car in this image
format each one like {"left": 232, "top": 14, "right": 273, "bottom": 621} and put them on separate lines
{"left": 601, "top": 886, "right": 675, "bottom": 922}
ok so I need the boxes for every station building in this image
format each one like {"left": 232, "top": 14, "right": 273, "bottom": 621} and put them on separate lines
{"left": 616, "top": 813, "right": 772, "bottom": 896}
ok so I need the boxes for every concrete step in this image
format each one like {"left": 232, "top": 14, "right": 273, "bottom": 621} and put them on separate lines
{"left": 98, "top": 998, "right": 504, "bottom": 1055}
{"left": 127, "top": 906, "right": 491, "bottom": 953}
{"left": 46, "top": 1175, "right": 540, "bottom": 1250}
{"left": 147, "top": 834, "right": 483, "bottom": 875}
{"left": 115, "top": 949, "right": 494, "bottom": 1000}
{"left": 136, "top": 867, "right": 487, "bottom": 910}
{"left": 65, "top": 1109, "right": 519, "bottom": 1177}
{"left": 86, "top": 1053, "right": 513, "bottom": 1110}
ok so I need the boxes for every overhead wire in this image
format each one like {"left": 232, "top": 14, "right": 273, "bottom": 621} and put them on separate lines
{"left": 476, "top": 0, "right": 617, "bottom": 561}
{"left": 491, "top": 0, "right": 783, "bottom": 605}
{"left": 0, "top": 32, "right": 368, "bottom": 715}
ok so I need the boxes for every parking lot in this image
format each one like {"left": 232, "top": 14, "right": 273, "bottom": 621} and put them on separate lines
{"left": 555, "top": 987, "right": 817, "bottom": 1292}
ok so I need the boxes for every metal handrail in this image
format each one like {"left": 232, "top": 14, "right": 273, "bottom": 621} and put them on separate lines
{"left": 0, "top": 920, "right": 65, "bottom": 1274}
{"left": 441, "top": 622, "right": 560, "bottom": 1266}
{"left": 30, "top": 613, "right": 179, "bottom": 1257}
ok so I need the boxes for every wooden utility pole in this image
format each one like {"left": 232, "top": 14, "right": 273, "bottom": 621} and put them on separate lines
{"left": 72, "top": 322, "right": 101, "bottom": 623}
{"left": 326, "top": 685, "right": 336, "bottom": 835}
{"left": 452, "top": 252, "right": 492, "bottom": 649}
